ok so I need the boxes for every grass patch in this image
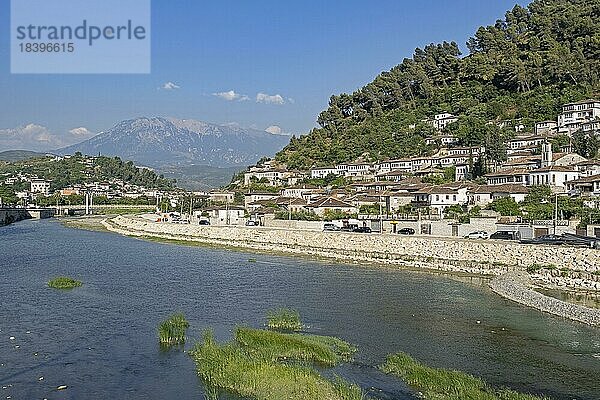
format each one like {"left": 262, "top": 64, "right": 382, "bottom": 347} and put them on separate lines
{"left": 235, "top": 327, "right": 356, "bottom": 367}
{"left": 48, "top": 276, "right": 82, "bottom": 289}
{"left": 189, "top": 329, "right": 364, "bottom": 400}
{"left": 381, "top": 352, "right": 550, "bottom": 400}
{"left": 267, "top": 308, "right": 303, "bottom": 331}
{"left": 158, "top": 313, "right": 189, "bottom": 346}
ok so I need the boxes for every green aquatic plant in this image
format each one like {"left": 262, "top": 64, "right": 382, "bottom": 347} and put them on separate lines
{"left": 234, "top": 327, "right": 356, "bottom": 367}
{"left": 189, "top": 329, "right": 364, "bottom": 400}
{"left": 266, "top": 308, "right": 303, "bottom": 331}
{"left": 158, "top": 313, "right": 189, "bottom": 345}
{"left": 48, "top": 277, "right": 82, "bottom": 289}
{"left": 381, "top": 352, "right": 550, "bottom": 400}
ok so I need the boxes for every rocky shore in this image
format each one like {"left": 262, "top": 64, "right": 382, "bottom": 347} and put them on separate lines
{"left": 490, "top": 271, "right": 600, "bottom": 326}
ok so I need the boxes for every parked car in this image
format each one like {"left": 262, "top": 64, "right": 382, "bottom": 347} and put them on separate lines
{"left": 198, "top": 219, "right": 210, "bottom": 225}
{"left": 520, "top": 234, "right": 565, "bottom": 245}
{"left": 490, "top": 231, "right": 520, "bottom": 240}
{"left": 352, "top": 226, "right": 372, "bottom": 233}
{"left": 465, "top": 231, "right": 489, "bottom": 239}
{"left": 397, "top": 227, "right": 415, "bottom": 235}
{"left": 521, "top": 233, "right": 600, "bottom": 247}
{"left": 245, "top": 220, "right": 259, "bottom": 226}
{"left": 323, "top": 223, "right": 341, "bottom": 231}
{"left": 340, "top": 224, "right": 358, "bottom": 232}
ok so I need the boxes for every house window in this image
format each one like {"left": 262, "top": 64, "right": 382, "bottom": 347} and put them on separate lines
{"left": 435, "top": 195, "right": 439, "bottom": 201}
{"left": 446, "top": 195, "right": 449, "bottom": 200}
{"left": 453, "top": 195, "right": 456, "bottom": 201}
{"left": 552, "top": 175, "right": 555, "bottom": 184}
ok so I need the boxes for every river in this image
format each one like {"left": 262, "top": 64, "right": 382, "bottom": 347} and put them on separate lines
{"left": 0, "top": 220, "right": 599, "bottom": 399}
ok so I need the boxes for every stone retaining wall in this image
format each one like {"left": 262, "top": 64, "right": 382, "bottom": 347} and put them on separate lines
{"left": 106, "top": 215, "right": 600, "bottom": 274}
{"left": 0, "top": 208, "right": 30, "bottom": 226}
{"left": 490, "top": 271, "right": 600, "bottom": 326}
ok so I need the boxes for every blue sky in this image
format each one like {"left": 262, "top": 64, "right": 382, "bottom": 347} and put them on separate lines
{"left": 0, "top": 0, "right": 528, "bottom": 151}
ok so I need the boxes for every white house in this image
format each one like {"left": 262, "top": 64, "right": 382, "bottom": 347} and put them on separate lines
{"left": 412, "top": 185, "right": 469, "bottom": 214}
{"left": 468, "top": 184, "right": 529, "bottom": 207}
{"left": 30, "top": 179, "right": 51, "bottom": 195}
{"left": 343, "top": 163, "right": 374, "bottom": 179}
{"left": 310, "top": 166, "right": 338, "bottom": 179}
{"left": 280, "top": 185, "right": 321, "bottom": 200}
{"left": 535, "top": 121, "right": 558, "bottom": 135}
{"left": 506, "top": 135, "right": 546, "bottom": 152}
{"left": 528, "top": 166, "right": 579, "bottom": 192}
{"left": 244, "top": 192, "right": 280, "bottom": 208}
{"left": 566, "top": 175, "right": 600, "bottom": 197}
{"left": 203, "top": 206, "right": 246, "bottom": 225}
{"left": 244, "top": 168, "right": 292, "bottom": 186}
{"left": 428, "top": 113, "right": 458, "bottom": 131}
{"left": 558, "top": 99, "right": 600, "bottom": 134}
{"left": 576, "top": 160, "right": 600, "bottom": 177}
{"left": 208, "top": 191, "right": 235, "bottom": 204}
{"left": 375, "top": 159, "right": 412, "bottom": 174}
{"left": 485, "top": 168, "right": 530, "bottom": 186}
{"left": 304, "top": 197, "right": 358, "bottom": 217}
{"left": 581, "top": 120, "right": 600, "bottom": 134}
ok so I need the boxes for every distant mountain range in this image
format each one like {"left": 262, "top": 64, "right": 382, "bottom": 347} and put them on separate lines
{"left": 58, "top": 117, "right": 290, "bottom": 168}
{"left": 55, "top": 117, "right": 291, "bottom": 189}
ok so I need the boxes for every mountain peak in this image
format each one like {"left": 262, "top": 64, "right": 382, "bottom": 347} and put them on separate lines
{"left": 58, "top": 116, "right": 290, "bottom": 168}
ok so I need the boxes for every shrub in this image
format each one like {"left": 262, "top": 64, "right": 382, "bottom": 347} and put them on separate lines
{"left": 48, "top": 277, "right": 82, "bottom": 289}
{"left": 267, "top": 308, "right": 303, "bottom": 331}
{"left": 158, "top": 313, "right": 189, "bottom": 345}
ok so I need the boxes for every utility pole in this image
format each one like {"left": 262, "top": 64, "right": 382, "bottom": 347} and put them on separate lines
{"left": 553, "top": 193, "right": 558, "bottom": 235}
{"left": 226, "top": 201, "right": 230, "bottom": 225}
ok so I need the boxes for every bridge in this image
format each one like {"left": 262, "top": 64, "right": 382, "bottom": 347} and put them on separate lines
{"left": 0, "top": 207, "right": 55, "bottom": 226}
{"left": 55, "top": 204, "right": 156, "bottom": 216}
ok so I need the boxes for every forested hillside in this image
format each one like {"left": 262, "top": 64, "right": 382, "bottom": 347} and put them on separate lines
{"left": 276, "top": 0, "right": 600, "bottom": 170}
{"left": 0, "top": 153, "right": 175, "bottom": 191}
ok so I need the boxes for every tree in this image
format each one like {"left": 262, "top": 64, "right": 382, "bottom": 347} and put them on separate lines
{"left": 550, "top": 134, "right": 571, "bottom": 153}
{"left": 0, "top": 185, "right": 18, "bottom": 205}
{"left": 488, "top": 197, "right": 521, "bottom": 216}
{"left": 572, "top": 130, "right": 599, "bottom": 158}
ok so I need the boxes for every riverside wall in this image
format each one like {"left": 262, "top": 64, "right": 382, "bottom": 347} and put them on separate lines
{"left": 105, "top": 215, "right": 600, "bottom": 275}
{"left": 0, "top": 208, "right": 30, "bottom": 226}
{"left": 490, "top": 271, "right": 600, "bottom": 326}
{"left": 0, "top": 208, "right": 55, "bottom": 226}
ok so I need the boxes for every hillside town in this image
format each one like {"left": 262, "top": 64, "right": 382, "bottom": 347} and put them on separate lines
{"left": 3, "top": 100, "right": 600, "bottom": 241}
{"left": 227, "top": 99, "right": 600, "bottom": 238}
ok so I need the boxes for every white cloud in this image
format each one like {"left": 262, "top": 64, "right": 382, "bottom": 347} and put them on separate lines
{"left": 69, "top": 127, "right": 95, "bottom": 138}
{"left": 265, "top": 125, "right": 282, "bottom": 135}
{"left": 213, "top": 90, "right": 250, "bottom": 102}
{"left": 161, "top": 81, "right": 181, "bottom": 90}
{"left": 287, "top": 97, "right": 295, "bottom": 104}
{"left": 265, "top": 125, "right": 292, "bottom": 136}
{"left": 256, "top": 92, "right": 285, "bottom": 105}
{"left": 0, "top": 124, "right": 96, "bottom": 152}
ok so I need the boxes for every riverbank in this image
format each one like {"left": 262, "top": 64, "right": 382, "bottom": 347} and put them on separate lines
{"left": 60, "top": 216, "right": 110, "bottom": 232}
{"left": 103, "top": 215, "right": 600, "bottom": 276}
{"left": 490, "top": 271, "right": 600, "bottom": 326}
